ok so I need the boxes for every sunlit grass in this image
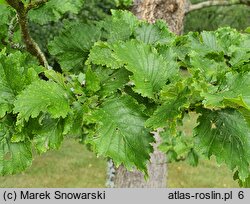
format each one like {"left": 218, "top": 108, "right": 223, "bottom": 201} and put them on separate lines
{"left": 168, "top": 158, "right": 238, "bottom": 188}
{"left": 0, "top": 139, "right": 106, "bottom": 188}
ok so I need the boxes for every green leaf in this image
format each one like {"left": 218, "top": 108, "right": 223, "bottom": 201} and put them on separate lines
{"left": 49, "top": 23, "right": 100, "bottom": 71}
{"left": 229, "top": 36, "right": 250, "bottom": 69}
{"left": 215, "top": 27, "right": 243, "bottom": 54}
{"left": 189, "top": 51, "right": 228, "bottom": 82}
{"left": 110, "top": 10, "right": 138, "bottom": 30}
{"left": 182, "top": 32, "right": 215, "bottom": 55}
{"left": 85, "top": 67, "right": 101, "bottom": 93}
{"left": 146, "top": 95, "right": 188, "bottom": 129}
{"left": 63, "top": 102, "right": 84, "bottom": 137}
{"left": 44, "top": 69, "right": 69, "bottom": 90}
{"left": 187, "top": 149, "right": 199, "bottom": 167}
{"left": 113, "top": 40, "right": 178, "bottom": 98}
{"left": 0, "top": 51, "right": 42, "bottom": 94}
{"left": 13, "top": 80, "right": 71, "bottom": 126}
{"left": 146, "top": 81, "right": 190, "bottom": 130}
{"left": 135, "top": 20, "right": 175, "bottom": 45}
{"left": 100, "top": 10, "right": 138, "bottom": 42}
{"left": 29, "top": 0, "right": 84, "bottom": 25}
{"left": 201, "top": 31, "right": 222, "bottom": 52}
{"left": 0, "top": 116, "right": 32, "bottom": 175}
{"left": 202, "top": 73, "right": 250, "bottom": 110}
{"left": 0, "top": 4, "right": 12, "bottom": 24}
{"left": 194, "top": 109, "right": 250, "bottom": 180}
{"left": 0, "top": 0, "right": 7, "bottom": 5}
{"left": 159, "top": 130, "right": 195, "bottom": 164}
{"left": 30, "top": 116, "right": 64, "bottom": 154}
{"left": 245, "top": 27, "right": 250, "bottom": 34}
{"left": 99, "top": 68, "right": 130, "bottom": 97}
{"left": 0, "top": 76, "right": 14, "bottom": 118}
{"left": 89, "top": 66, "right": 130, "bottom": 97}
{"left": 234, "top": 171, "right": 250, "bottom": 187}
{"left": 88, "top": 95, "right": 154, "bottom": 173}
{"left": 114, "top": 0, "right": 133, "bottom": 6}
{"left": 0, "top": 5, "right": 12, "bottom": 48}
{"left": 88, "top": 42, "right": 124, "bottom": 69}
{"left": 0, "top": 51, "right": 42, "bottom": 117}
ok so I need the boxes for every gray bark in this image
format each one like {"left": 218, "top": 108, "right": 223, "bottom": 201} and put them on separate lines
{"left": 132, "top": 0, "right": 187, "bottom": 34}
{"left": 114, "top": 132, "right": 167, "bottom": 188}
{"left": 112, "top": 0, "right": 187, "bottom": 188}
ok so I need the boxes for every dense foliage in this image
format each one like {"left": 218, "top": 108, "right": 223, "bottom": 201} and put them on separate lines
{"left": 0, "top": 0, "right": 250, "bottom": 187}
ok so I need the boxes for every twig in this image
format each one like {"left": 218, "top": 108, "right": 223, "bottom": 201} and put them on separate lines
{"left": 187, "top": 0, "right": 250, "bottom": 14}
{"left": 8, "top": 14, "right": 25, "bottom": 50}
{"left": 5, "top": 0, "right": 50, "bottom": 69}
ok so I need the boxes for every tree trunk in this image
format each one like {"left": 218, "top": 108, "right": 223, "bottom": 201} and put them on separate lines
{"left": 113, "top": 0, "right": 187, "bottom": 188}
{"left": 133, "top": 0, "right": 187, "bottom": 34}
{"left": 114, "top": 132, "right": 167, "bottom": 187}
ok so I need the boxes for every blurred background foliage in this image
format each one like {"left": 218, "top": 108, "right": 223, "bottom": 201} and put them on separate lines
{"left": 2, "top": 0, "right": 249, "bottom": 62}
{"left": 67, "top": 0, "right": 250, "bottom": 32}
{"left": 184, "top": 0, "right": 250, "bottom": 33}
{"left": 29, "top": 0, "right": 133, "bottom": 67}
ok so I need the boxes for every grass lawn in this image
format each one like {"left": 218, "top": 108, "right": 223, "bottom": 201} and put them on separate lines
{"left": 0, "top": 139, "right": 106, "bottom": 188}
{"left": 168, "top": 159, "right": 238, "bottom": 188}
{"left": 0, "top": 138, "right": 238, "bottom": 188}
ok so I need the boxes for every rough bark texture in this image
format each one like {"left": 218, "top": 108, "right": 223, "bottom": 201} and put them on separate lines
{"left": 132, "top": 0, "right": 187, "bottom": 34}
{"left": 113, "top": 0, "right": 187, "bottom": 188}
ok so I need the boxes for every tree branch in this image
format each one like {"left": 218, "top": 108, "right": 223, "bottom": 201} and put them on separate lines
{"left": 26, "top": 0, "right": 48, "bottom": 11}
{"left": 5, "top": 0, "right": 50, "bottom": 69}
{"left": 187, "top": 0, "right": 250, "bottom": 14}
{"left": 5, "top": 0, "right": 20, "bottom": 10}
{"left": 8, "top": 14, "right": 25, "bottom": 50}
